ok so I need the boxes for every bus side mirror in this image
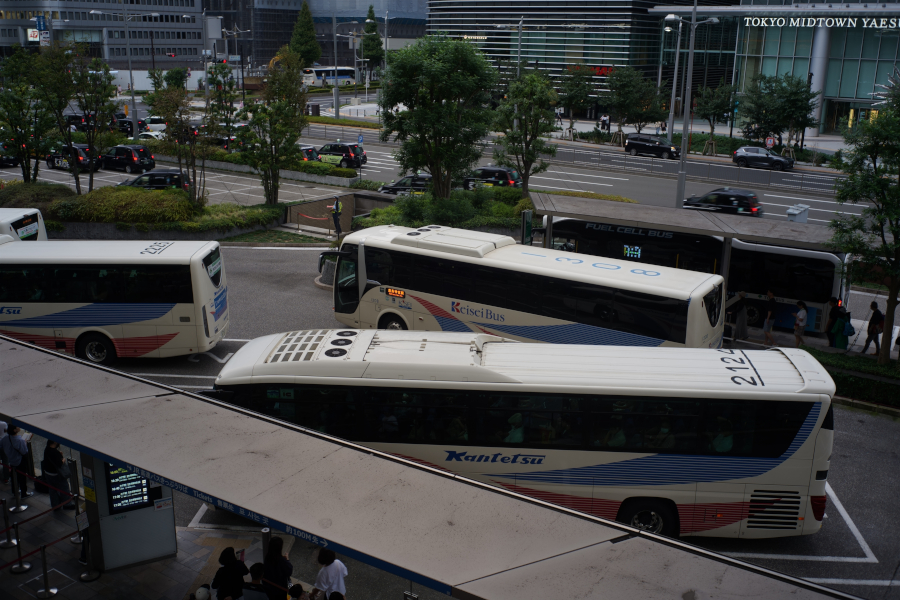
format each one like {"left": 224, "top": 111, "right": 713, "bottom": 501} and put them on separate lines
{"left": 318, "top": 250, "right": 351, "bottom": 273}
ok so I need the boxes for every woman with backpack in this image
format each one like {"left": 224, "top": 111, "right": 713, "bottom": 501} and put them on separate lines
{"left": 862, "top": 301, "right": 884, "bottom": 355}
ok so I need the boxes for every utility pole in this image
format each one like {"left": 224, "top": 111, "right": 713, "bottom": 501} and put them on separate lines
{"left": 151, "top": 34, "right": 156, "bottom": 71}
{"left": 333, "top": 11, "right": 340, "bottom": 119}
{"left": 240, "top": 43, "right": 246, "bottom": 106}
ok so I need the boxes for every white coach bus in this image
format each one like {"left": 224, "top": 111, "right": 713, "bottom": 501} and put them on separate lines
{"left": 210, "top": 329, "right": 835, "bottom": 539}
{"left": 0, "top": 208, "right": 48, "bottom": 241}
{"left": 0, "top": 237, "right": 229, "bottom": 363}
{"left": 320, "top": 225, "right": 726, "bottom": 348}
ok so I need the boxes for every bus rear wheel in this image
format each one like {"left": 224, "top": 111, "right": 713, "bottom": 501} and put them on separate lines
{"left": 76, "top": 333, "right": 117, "bottom": 365}
{"left": 618, "top": 499, "right": 678, "bottom": 537}
{"left": 745, "top": 303, "right": 763, "bottom": 327}
{"left": 379, "top": 314, "right": 408, "bottom": 331}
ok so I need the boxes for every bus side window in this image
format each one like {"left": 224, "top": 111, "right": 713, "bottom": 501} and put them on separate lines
{"left": 0, "top": 266, "right": 48, "bottom": 302}
{"left": 364, "top": 248, "right": 394, "bottom": 287}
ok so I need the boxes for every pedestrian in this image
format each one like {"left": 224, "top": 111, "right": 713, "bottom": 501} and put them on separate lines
{"left": 0, "top": 420, "right": 9, "bottom": 484}
{"left": 0, "top": 425, "right": 32, "bottom": 498}
{"left": 556, "top": 111, "right": 563, "bottom": 127}
{"left": 262, "top": 537, "right": 293, "bottom": 600}
{"left": 327, "top": 196, "right": 343, "bottom": 238}
{"left": 792, "top": 300, "right": 808, "bottom": 348}
{"left": 310, "top": 548, "right": 348, "bottom": 600}
{"left": 117, "top": 85, "right": 122, "bottom": 97}
{"left": 762, "top": 289, "right": 777, "bottom": 347}
{"left": 655, "top": 122, "right": 660, "bottom": 135}
{"left": 661, "top": 120, "right": 667, "bottom": 136}
{"left": 212, "top": 546, "right": 249, "bottom": 600}
{"left": 728, "top": 291, "right": 749, "bottom": 340}
{"left": 43, "top": 440, "right": 75, "bottom": 511}
{"left": 242, "top": 563, "right": 269, "bottom": 600}
{"left": 825, "top": 297, "right": 840, "bottom": 347}
{"left": 289, "top": 584, "right": 310, "bottom": 600}
{"left": 601, "top": 114, "right": 610, "bottom": 132}
{"left": 862, "top": 301, "right": 884, "bottom": 355}
{"left": 832, "top": 306, "right": 850, "bottom": 350}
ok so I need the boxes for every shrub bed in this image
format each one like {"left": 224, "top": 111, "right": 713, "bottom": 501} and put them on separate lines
{"left": 801, "top": 346, "right": 900, "bottom": 381}
{"left": 830, "top": 372, "right": 900, "bottom": 408}
{"left": 0, "top": 181, "right": 76, "bottom": 215}
{"left": 51, "top": 187, "right": 196, "bottom": 223}
{"left": 306, "top": 116, "right": 381, "bottom": 129}
{"left": 544, "top": 190, "right": 638, "bottom": 203}
{"left": 350, "top": 179, "right": 384, "bottom": 191}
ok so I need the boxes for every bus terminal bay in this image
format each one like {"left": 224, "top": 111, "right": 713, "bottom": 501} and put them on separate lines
{"left": 0, "top": 195, "right": 898, "bottom": 599}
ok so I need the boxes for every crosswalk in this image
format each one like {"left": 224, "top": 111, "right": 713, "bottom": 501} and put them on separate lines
{"left": 353, "top": 149, "right": 402, "bottom": 179}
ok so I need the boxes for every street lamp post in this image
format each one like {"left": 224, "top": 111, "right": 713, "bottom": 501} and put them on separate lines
{"left": 90, "top": 9, "right": 158, "bottom": 141}
{"left": 665, "top": 8, "right": 718, "bottom": 208}
{"left": 664, "top": 20, "right": 682, "bottom": 144}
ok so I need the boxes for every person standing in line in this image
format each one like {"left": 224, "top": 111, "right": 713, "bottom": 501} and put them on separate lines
{"left": 792, "top": 301, "right": 808, "bottom": 348}
{"left": 327, "top": 196, "right": 343, "bottom": 238}
{"left": 212, "top": 546, "right": 249, "bottom": 600}
{"left": 0, "top": 421, "right": 9, "bottom": 485}
{"left": 242, "top": 563, "right": 269, "bottom": 600}
{"left": 831, "top": 306, "right": 850, "bottom": 350}
{"left": 825, "top": 297, "right": 840, "bottom": 347}
{"left": 43, "top": 440, "right": 75, "bottom": 510}
{"left": 762, "top": 289, "right": 778, "bottom": 347}
{"left": 0, "top": 425, "right": 32, "bottom": 498}
{"left": 862, "top": 301, "right": 884, "bottom": 355}
{"left": 262, "top": 537, "right": 293, "bottom": 600}
{"left": 310, "top": 548, "right": 348, "bottom": 600}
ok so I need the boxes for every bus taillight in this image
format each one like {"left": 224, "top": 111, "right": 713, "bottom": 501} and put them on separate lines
{"left": 810, "top": 495, "right": 826, "bottom": 521}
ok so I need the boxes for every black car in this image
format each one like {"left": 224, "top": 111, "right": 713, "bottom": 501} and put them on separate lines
{"left": 0, "top": 147, "right": 19, "bottom": 168}
{"left": 624, "top": 133, "right": 680, "bottom": 159}
{"left": 732, "top": 146, "right": 794, "bottom": 171}
{"left": 378, "top": 173, "right": 432, "bottom": 195}
{"left": 65, "top": 114, "right": 89, "bottom": 132}
{"left": 463, "top": 166, "right": 522, "bottom": 190}
{"left": 683, "top": 187, "right": 764, "bottom": 217}
{"left": 101, "top": 144, "right": 156, "bottom": 173}
{"left": 117, "top": 168, "right": 190, "bottom": 192}
{"left": 318, "top": 140, "right": 367, "bottom": 168}
{"left": 118, "top": 119, "right": 149, "bottom": 136}
{"left": 46, "top": 144, "right": 100, "bottom": 171}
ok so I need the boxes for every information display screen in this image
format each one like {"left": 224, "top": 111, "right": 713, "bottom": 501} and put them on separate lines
{"left": 623, "top": 244, "right": 642, "bottom": 259}
{"left": 106, "top": 465, "right": 153, "bottom": 514}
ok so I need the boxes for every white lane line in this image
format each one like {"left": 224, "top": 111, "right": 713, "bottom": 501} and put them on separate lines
{"left": 759, "top": 201, "right": 853, "bottom": 214}
{"left": 223, "top": 338, "right": 251, "bottom": 342}
{"left": 804, "top": 579, "right": 899, "bottom": 586}
{"left": 126, "top": 373, "right": 217, "bottom": 379}
{"left": 544, "top": 169, "right": 629, "bottom": 181}
{"left": 234, "top": 247, "right": 330, "bottom": 250}
{"left": 723, "top": 482, "right": 877, "bottom": 564}
{"left": 764, "top": 193, "right": 843, "bottom": 205}
{"left": 176, "top": 385, "right": 214, "bottom": 389}
{"left": 529, "top": 178, "right": 614, "bottom": 188}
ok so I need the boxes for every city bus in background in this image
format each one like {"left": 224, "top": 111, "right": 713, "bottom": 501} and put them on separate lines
{"left": 0, "top": 238, "right": 228, "bottom": 364}
{"left": 0, "top": 208, "right": 48, "bottom": 241}
{"left": 546, "top": 218, "right": 849, "bottom": 333}
{"left": 320, "top": 225, "right": 725, "bottom": 349}
{"left": 211, "top": 328, "right": 835, "bottom": 539}
{"left": 302, "top": 67, "right": 356, "bottom": 87}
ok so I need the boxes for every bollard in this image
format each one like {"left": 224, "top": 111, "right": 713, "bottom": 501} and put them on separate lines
{"left": 10, "top": 522, "right": 32, "bottom": 573}
{"left": 79, "top": 529, "right": 101, "bottom": 582}
{"left": 36, "top": 544, "right": 57, "bottom": 598}
{"left": 261, "top": 527, "right": 271, "bottom": 559}
{"left": 10, "top": 469, "right": 29, "bottom": 514}
{"left": 1, "top": 498, "right": 17, "bottom": 549}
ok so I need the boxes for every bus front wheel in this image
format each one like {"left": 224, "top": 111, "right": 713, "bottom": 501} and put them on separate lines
{"left": 617, "top": 499, "right": 679, "bottom": 537}
{"left": 745, "top": 303, "right": 763, "bottom": 327}
{"left": 76, "top": 333, "right": 117, "bottom": 365}
{"left": 379, "top": 314, "right": 408, "bottom": 331}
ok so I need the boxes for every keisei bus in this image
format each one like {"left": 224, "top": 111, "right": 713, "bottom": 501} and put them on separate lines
{"left": 546, "top": 218, "right": 850, "bottom": 333}
{"left": 302, "top": 67, "right": 356, "bottom": 87}
{"left": 209, "top": 329, "right": 835, "bottom": 539}
{"left": 319, "top": 225, "right": 725, "bottom": 348}
{"left": 0, "top": 237, "right": 229, "bottom": 364}
{"left": 0, "top": 208, "right": 48, "bottom": 241}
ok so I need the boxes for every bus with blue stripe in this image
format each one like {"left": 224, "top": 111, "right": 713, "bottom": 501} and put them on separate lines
{"left": 302, "top": 67, "right": 356, "bottom": 87}
{"left": 0, "top": 237, "right": 229, "bottom": 364}
{"left": 211, "top": 329, "right": 836, "bottom": 539}
{"left": 321, "top": 225, "right": 725, "bottom": 348}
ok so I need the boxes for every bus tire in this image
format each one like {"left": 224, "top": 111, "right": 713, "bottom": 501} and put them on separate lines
{"left": 617, "top": 498, "right": 679, "bottom": 537}
{"left": 745, "top": 303, "right": 763, "bottom": 327}
{"left": 379, "top": 314, "right": 408, "bottom": 331}
{"left": 76, "top": 333, "right": 117, "bottom": 365}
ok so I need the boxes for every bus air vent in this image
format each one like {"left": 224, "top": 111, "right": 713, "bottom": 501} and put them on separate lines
{"left": 746, "top": 490, "right": 802, "bottom": 529}
{"left": 266, "top": 330, "right": 329, "bottom": 363}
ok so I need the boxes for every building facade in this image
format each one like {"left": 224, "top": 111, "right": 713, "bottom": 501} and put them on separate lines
{"left": 0, "top": 0, "right": 204, "bottom": 70}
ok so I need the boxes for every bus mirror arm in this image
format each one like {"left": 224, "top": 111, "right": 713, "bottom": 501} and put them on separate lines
{"left": 532, "top": 227, "right": 546, "bottom": 235}
{"left": 318, "top": 250, "right": 351, "bottom": 273}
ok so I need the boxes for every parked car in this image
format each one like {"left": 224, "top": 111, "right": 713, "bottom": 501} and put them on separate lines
{"left": 100, "top": 144, "right": 155, "bottom": 173}
{"left": 463, "top": 165, "right": 522, "bottom": 190}
{"left": 145, "top": 116, "right": 167, "bottom": 132}
{"left": 46, "top": 144, "right": 100, "bottom": 171}
{"left": 118, "top": 119, "right": 149, "bottom": 136}
{"left": 378, "top": 173, "right": 432, "bottom": 195}
{"left": 138, "top": 131, "right": 164, "bottom": 141}
{"left": 64, "top": 114, "right": 89, "bottom": 132}
{"left": 299, "top": 144, "right": 321, "bottom": 161}
{"left": 732, "top": 146, "right": 794, "bottom": 171}
{"left": 318, "top": 140, "right": 366, "bottom": 168}
{"left": 683, "top": 187, "right": 763, "bottom": 217}
{"left": 117, "top": 168, "right": 190, "bottom": 192}
{"left": 624, "top": 133, "right": 680, "bottom": 159}
{"left": 0, "top": 147, "right": 19, "bottom": 168}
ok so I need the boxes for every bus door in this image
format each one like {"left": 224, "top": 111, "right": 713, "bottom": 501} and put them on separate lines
{"left": 333, "top": 244, "right": 361, "bottom": 323}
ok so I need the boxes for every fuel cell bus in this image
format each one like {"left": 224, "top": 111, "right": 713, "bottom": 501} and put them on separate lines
{"left": 0, "top": 208, "right": 48, "bottom": 241}
{"left": 547, "top": 218, "right": 850, "bottom": 333}
{"left": 320, "top": 225, "right": 725, "bottom": 349}
{"left": 0, "top": 237, "right": 229, "bottom": 363}
{"left": 211, "top": 329, "right": 836, "bottom": 539}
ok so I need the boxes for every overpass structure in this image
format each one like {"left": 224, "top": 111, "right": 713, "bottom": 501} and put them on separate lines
{"left": 0, "top": 334, "right": 860, "bottom": 600}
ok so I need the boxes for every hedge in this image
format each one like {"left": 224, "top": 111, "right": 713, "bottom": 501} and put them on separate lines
{"left": 801, "top": 346, "right": 900, "bottom": 381}
{"left": 351, "top": 179, "right": 383, "bottom": 191}
{"left": 51, "top": 187, "right": 196, "bottom": 223}
{"left": 544, "top": 190, "right": 637, "bottom": 204}
{"left": 306, "top": 116, "right": 382, "bottom": 130}
{"left": 0, "top": 181, "right": 76, "bottom": 215}
{"left": 830, "top": 372, "right": 900, "bottom": 408}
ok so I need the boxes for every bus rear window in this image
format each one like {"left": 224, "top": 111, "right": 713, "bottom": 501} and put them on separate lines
{"left": 703, "top": 283, "right": 723, "bottom": 327}
{"left": 203, "top": 247, "right": 222, "bottom": 287}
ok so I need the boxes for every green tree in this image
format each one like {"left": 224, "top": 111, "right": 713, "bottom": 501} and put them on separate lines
{"left": 739, "top": 74, "right": 782, "bottom": 140}
{"left": 290, "top": 0, "right": 321, "bottom": 68}
{"left": 361, "top": 5, "right": 384, "bottom": 74}
{"left": 72, "top": 56, "right": 119, "bottom": 191}
{"left": 236, "top": 46, "right": 308, "bottom": 205}
{"left": 0, "top": 48, "right": 54, "bottom": 183}
{"left": 493, "top": 73, "right": 558, "bottom": 197}
{"left": 829, "top": 107, "right": 900, "bottom": 366}
{"left": 558, "top": 65, "right": 594, "bottom": 131}
{"left": 778, "top": 74, "right": 818, "bottom": 147}
{"left": 606, "top": 66, "right": 667, "bottom": 135}
{"left": 206, "top": 62, "right": 239, "bottom": 142}
{"left": 695, "top": 79, "right": 736, "bottom": 154}
{"left": 378, "top": 35, "right": 497, "bottom": 198}
{"left": 144, "top": 68, "right": 167, "bottom": 114}
{"left": 156, "top": 86, "right": 208, "bottom": 208}
{"left": 33, "top": 45, "right": 82, "bottom": 194}
{"left": 163, "top": 67, "right": 189, "bottom": 90}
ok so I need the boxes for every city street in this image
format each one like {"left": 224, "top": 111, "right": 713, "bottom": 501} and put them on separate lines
{"left": 91, "top": 247, "right": 900, "bottom": 600}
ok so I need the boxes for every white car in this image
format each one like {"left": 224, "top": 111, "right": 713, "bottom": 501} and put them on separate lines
{"left": 138, "top": 131, "right": 164, "bottom": 141}
{"left": 145, "top": 116, "right": 167, "bottom": 132}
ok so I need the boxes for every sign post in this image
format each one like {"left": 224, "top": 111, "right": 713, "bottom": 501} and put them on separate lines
{"left": 765, "top": 136, "right": 775, "bottom": 149}
{"left": 358, "top": 133, "right": 364, "bottom": 145}
{"left": 40, "top": 31, "right": 50, "bottom": 47}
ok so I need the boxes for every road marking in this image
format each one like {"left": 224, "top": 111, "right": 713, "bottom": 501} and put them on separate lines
{"left": 127, "top": 372, "right": 217, "bottom": 379}
{"left": 176, "top": 385, "right": 214, "bottom": 390}
{"left": 764, "top": 194, "right": 843, "bottom": 205}
{"left": 544, "top": 169, "right": 629, "bottom": 181}
{"left": 722, "top": 482, "right": 877, "bottom": 564}
{"left": 223, "top": 338, "right": 252, "bottom": 342}
{"left": 804, "top": 579, "right": 899, "bottom": 586}
{"left": 188, "top": 351, "right": 234, "bottom": 363}
{"left": 529, "top": 177, "right": 614, "bottom": 188}
{"left": 241, "top": 247, "right": 329, "bottom": 250}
